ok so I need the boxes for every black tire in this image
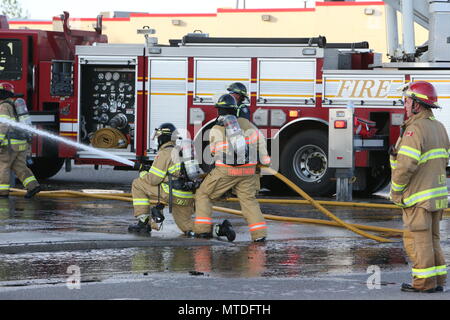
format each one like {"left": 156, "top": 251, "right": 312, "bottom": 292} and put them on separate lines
{"left": 29, "top": 157, "right": 65, "bottom": 180}
{"left": 279, "top": 130, "right": 336, "bottom": 197}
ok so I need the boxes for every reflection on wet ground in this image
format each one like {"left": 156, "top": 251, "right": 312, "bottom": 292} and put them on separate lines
{"left": 0, "top": 240, "right": 411, "bottom": 284}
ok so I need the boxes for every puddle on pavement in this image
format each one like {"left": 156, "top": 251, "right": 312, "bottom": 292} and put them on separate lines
{"left": 0, "top": 240, "right": 413, "bottom": 284}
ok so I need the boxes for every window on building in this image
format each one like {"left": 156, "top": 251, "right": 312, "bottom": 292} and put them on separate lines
{"left": 0, "top": 39, "right": 22, "bottom": 80}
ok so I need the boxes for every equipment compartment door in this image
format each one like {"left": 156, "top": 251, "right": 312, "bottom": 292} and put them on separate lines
{"left": 193, "top": 58, "right": 251, "bottom": 104}
{"left": 257, "top": 58, "right": 316, "bottom": 106}
{"left": 147, "top": 58, "right": 187, "bottom": 152}
{"left": 78, "top": 57, "right": 137, "bottom": 155}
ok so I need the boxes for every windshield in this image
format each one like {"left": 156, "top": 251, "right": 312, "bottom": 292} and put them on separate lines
{"left": 0, "top": 39, "right": 22, "bottom": 80}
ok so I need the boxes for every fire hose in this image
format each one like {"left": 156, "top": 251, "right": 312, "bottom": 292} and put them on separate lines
{"left": 9, "top": 164, "right": 419, "bottom": 242}
{"left": 90, "top": 128, "right": 128, "bottom": 149}
{"left": 10, "top": 187, "right": 404, "bottom": 239}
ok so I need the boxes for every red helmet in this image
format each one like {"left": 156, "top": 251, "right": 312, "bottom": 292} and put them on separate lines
{"left": 401, "top": 81, "right": 439, "bottom": 108}
{"left": 0, "top": 82, "right": 15, "bottom": 95}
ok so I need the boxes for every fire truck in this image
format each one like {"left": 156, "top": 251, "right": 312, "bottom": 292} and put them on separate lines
{"left": 3, "top": 1, "right": 450, "bottom": 197}
{"left": 72, "top": 33, "right": 403, "bottom": 197}
{"left": 0, "top": 12, "right": 107, "bottom": 179}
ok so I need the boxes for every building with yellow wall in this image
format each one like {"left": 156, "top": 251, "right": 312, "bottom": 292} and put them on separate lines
{"left": 8, "top": 1, "right": 428, "bottom": 62}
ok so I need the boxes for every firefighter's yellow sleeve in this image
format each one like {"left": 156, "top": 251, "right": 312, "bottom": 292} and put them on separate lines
{"left": 146, "top": 150, "right": 171, "bottom": 186}
{"left": 390, "top": 124, "right": 421, "bottom": 204}
{"left": 0, "top": 102, "right": 11, "bottom": 145}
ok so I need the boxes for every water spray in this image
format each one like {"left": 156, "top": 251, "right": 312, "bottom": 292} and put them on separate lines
{"left": 0, "top": 117, "right": 135, "bottom": 167}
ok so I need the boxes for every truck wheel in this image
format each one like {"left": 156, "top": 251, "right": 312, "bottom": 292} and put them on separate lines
{"left": 279, "top": 130, "right": 336, "bottom": 197}
{"left": 29, "top": 157, "right": 65, "bottom": 180}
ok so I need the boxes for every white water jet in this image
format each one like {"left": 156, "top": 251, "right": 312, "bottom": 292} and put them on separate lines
{"left": 0, "top": 118, "right": 135, "bottom": 167}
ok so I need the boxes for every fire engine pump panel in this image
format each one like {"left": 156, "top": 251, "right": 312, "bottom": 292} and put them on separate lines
{"left": 79, "top": 66, "right": 136, "bottom": 150}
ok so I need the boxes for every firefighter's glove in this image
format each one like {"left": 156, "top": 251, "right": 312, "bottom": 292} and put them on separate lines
{"left": 134, "top": 161, "right": 150, "bottom": 172}
{"left": 388, "top": 145, "right": 398, "bottom": 157}
{"left": 140, "top": 163, "right": 151, "bottom": 172}
{"left": 390, "top": 190, "right": 405, "bottom": 208}
{"left": 181, "top": 179, "right": 202, "bottom": 192}
{"left": 151, "top": 203, "right": 165, "bottom": 223}
{"left": 171, "top": 178, "right": 186, "bottom": 190}
{"left": 172, "top": 178, "right": 200, "bottom": 191}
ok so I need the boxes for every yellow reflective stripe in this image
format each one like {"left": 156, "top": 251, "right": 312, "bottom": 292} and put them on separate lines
{"left": 168, "top": 163, "right": 181, "bottom": 174}
{"left": 0, "top": 184, "right": 10, "bottom": 190}
{"left": 419, "top": 148, "right": 449, "bottom": 164}
{"left": 139, "top": 171, "right": 148, "bottom": 178}
{"left": 403, "top": 186, "right": 449, "bottom": 207}
{"left": 412, "top": 266, "right": 437, "bottom": 279}
{"left": 436, "top": 265, "right": 448, "bottom": 276}
{"left": 406, "top": 90, "right": 429, "bottom": 100}
{"left": 398, "top": 146, "right": 421, "bottom": 161}
{"left": 390, "top": 158, "right": 397, "bottom": 169}
{"left": 8, "top": 139, "right": 27, "bottom": 145}
{"left": 0, "top": 115, "right": 13, "bottom": 120}
{"left": 149, "top": 166, "right": 166, "bottom": 178}
{"left": 133, "top": 198, "right": 150, "bottom": 206}
{"left": 23, "top": 176, "right": 36, "bottom": 187}
{"left": 391, "top": 181, "right": 406, "bottom": 192}
{"left": 161, "top": 183, "right": 194, "bottom": 199}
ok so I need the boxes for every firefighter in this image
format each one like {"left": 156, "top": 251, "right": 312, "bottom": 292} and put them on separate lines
{"left": 128, "top": 123, "right": 195, "bottom": 236}
{"left": 193, "top": 94, "right": 271, "bottom": 242}
{"left": 227, "top": 82, "right": 251, "bottom": 121}
{"left": 0, "top": 83, "right": 40, "bottom": 199}
{"left": 390, "top": 81, "right": 449, "bottom": 293}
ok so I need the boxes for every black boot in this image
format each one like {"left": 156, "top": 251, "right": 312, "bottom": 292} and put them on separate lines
{"left": 195, "top": 232, "right": 213, "bottom": 239}
{"left": 400, "top": 283, "right": 436, "bottom": 293}
{"left": 24, "top": 186, "right": 41, "bottom": 199}
{"left": 128, "top": 219, "right": 151, "bottom": 236}
{"left": 185, "top": 230, "right": 196, "bottom": 238}
{"left": 214, "top": 220, "right": 236, "bottom": 242}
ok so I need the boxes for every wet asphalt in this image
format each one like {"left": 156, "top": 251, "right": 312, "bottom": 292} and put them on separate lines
{"left": 0, "top": 165, "right": 449, "bottom": 301}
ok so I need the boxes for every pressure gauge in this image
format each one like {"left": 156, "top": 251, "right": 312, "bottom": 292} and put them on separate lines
{"left": 113, "top": 72, "right": 120, "bottom": 81}
{"left": 94, "top": 85, "right": 99, "bottom": 91}
{"left": 105, "top": 72, "right": 112, "bottom": 81}
{"left": 99, "top": 113, "right": 109, "bottom": 124}
{"left": 98, "top": 73, "right": 104, "bottom": 80}
{"left": 100, "top": 103, "right": 109, "bottom": 113}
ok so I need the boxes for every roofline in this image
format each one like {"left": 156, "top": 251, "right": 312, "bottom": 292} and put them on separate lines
{"left": 7, "top": 2, "right": 386, "bottom": 22}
